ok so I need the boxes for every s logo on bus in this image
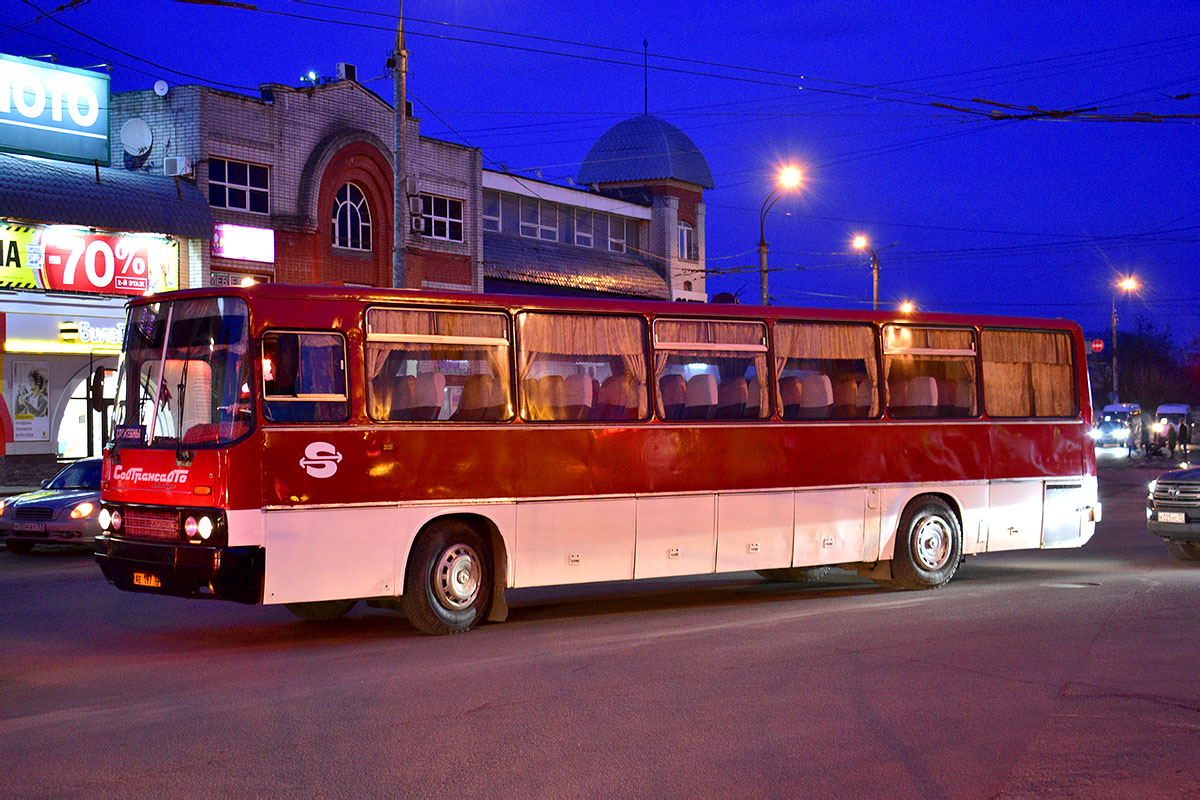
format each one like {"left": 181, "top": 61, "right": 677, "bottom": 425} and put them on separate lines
{"left": 300, "top": 441, "right": 342, "bottom": 479}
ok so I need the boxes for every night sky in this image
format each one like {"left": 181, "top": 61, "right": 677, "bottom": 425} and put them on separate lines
{"left": 7, "top": 1, "right": 1199, "bottom": 349}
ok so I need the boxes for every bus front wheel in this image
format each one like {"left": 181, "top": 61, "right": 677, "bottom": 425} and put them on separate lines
{"left": 888, "top": 497, "right": 962, "bottom": 590}
{"left": 403, "top": 520, "right": 491, "bottom": 635}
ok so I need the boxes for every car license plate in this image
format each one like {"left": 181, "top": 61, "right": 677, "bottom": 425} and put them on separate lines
{"left": 1159, "top": 511, "right": 1186, "bottom": 524}
{"left": 14, "top": 521, "right": 45, "bottom": 533}
{"left": 133, "top": 571, "right": 162, "bottom": 588}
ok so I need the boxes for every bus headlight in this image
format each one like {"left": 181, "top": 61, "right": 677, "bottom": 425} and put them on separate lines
{"left": 184, "top": 516, "right": 199, "bottom": 538}
{"left": 110, "top": 510, "right": 122, "bottom": 530}
{"left": 197, "top": 516, "right": 214, "bottom": 540}
{"left": 98, "top": 507, "right": 111, "bottom": 530}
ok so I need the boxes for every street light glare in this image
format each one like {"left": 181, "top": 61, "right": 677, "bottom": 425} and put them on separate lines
{"left": 852, "top": 235, "right": 868, "bottom": 250}
{"left": 899, "top": 301, "right": 915, "bottom": 313}
{"left": 778, "top": 165, "right": 802, "bottom": 189}
{"left": 1119, "top": 277, "right": 1137, "bottom": 292}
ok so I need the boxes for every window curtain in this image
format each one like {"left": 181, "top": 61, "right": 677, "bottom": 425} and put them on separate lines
{"left": 982, "top": 330, "right": 1076, "bottom": 418}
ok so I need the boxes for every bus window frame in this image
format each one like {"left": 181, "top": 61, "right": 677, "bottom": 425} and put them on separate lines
{"left": 881, "top": 323, "right": 981, "bottom": 421}
{"left": 651, "top": 317, "right": 771, "bottom": 422}
{"left": 979, "top": 326, "right": 1080, "bottom": 420}
{"left": 260, "top": 329, "right": 351, "bottom": 424}
{"left": 516, "top": 310, "right": 651, "bottom": 424}
{"left": 364, "top": 305, "right": 515, "bottom": 424}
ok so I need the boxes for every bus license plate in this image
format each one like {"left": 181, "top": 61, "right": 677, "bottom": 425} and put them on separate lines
{"left": 14, "top": 522, "right": 44, "bottom": 532}
{"left": 1159, "top": 511, "right": 1186, "bottom": 524}
{"left": 133, "top": 572, "right": 162, "bottom": 588}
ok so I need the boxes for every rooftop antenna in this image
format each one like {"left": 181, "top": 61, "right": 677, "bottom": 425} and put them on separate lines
{"left": 643, "top": 39, "right": 648, "bottom": 114}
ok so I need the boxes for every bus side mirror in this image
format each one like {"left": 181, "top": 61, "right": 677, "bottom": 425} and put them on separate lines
{"left": 89, "top": 368, "right": 105, "bottom": 413}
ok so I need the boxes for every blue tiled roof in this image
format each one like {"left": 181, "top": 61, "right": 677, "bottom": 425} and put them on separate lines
{"left": 0, "top": 152, "right": 212, "bottom": 238}
{"left": 483, "top": 232, "right": 669, "bottom": 299}
{"left": 577, "top": 114, "right": 714, "bottom": 189}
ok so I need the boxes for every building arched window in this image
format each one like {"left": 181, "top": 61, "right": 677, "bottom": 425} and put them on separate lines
{"left": 332, "top": 182, "right": 372, "bottom": 250}
{"left": 677, "top": 221, "right": 697, "bottom": 261}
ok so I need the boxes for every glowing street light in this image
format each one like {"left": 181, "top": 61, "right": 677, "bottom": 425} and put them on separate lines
{"left": 853, "top": 234, "right": 881, "bottom": 311}
{"left": 758, "top": 165, "right": 803, "bottom": 305}
{"left": 898, "top": 300, "right": 915, "bottom": 314}
{"left": 1112, "top": 275, "right": 1138, "bottom": 399}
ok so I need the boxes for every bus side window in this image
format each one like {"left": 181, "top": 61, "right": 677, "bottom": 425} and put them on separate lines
{"left": 981, "top": 329, "right": 1076, "bottom": 418}
{"left": 882, "top": 326, "right": 977, "bottom": 419}
{"left": 365, "top": 307, "right": 512, "bottom": 423}
{"left": 773, "top": 322, "right": 879, "bottom": 420}
{"left": 518, "top": 312, "right": 648, "bottom": 422}
{"left": 262, "top": 331, "right": 349, "bottom": 423}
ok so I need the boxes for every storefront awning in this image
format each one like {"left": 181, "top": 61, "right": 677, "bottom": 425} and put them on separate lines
{"left": 0, "top": 152, "right": 212, "bottom": 239}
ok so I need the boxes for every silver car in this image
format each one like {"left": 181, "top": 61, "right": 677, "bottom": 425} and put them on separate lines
{"left": 0, "top": 457, "right": 102, "bottom": 553}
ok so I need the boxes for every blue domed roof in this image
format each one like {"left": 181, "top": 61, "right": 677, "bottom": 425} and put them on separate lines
{"left": 577, "top": 114, "right": 714, "bottom": 189}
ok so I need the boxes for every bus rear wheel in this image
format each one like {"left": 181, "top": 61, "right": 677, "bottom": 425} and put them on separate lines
{"left": 887, "top": 496, "right": 962, "bottom": 590}
{"left": 1165, "top": 540, "right": 1200, "bottom": 561}
{"left": 403, "top": 520, "right": 491, "bottom": 635}
{"left": 285, "top": 599, "right": 357, "bottom": 621}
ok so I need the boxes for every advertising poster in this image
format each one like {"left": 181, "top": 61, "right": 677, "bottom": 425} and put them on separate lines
{"left": 0, "top": 220, "right": 178, "bottom": 295}
{"left": 12, "top": 361, "right": 50, "bottom": 441}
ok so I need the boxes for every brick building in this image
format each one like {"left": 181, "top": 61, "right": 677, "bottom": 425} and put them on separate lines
{"left": 110, "top": 76, "right": 482, "bottom": 292}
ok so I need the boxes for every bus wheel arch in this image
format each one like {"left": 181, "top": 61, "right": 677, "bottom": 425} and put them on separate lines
{"left": 880, "top": 493, "right": 963, "bottom": 591}
{"left": 401, "top": 514, "right": 505, "bottom": 634}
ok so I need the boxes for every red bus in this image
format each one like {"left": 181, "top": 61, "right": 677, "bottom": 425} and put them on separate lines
{"left": 95, "top": 285, "right": 1100, "bottom": 634}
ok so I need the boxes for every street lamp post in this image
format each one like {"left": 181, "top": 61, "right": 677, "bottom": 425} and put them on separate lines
{"left": 853, "top": 235, "right": 880, "bottom": 310}
{"left": 1112, "top": 276, "right": 1138, "bottom": 400}
{"left": 758, "top": 166, "right": 802, "bottom": 306}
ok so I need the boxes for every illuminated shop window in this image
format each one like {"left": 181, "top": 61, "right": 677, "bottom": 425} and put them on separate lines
{"left": 332, "top": 183, "right": 372, "bottom": 251}
{"left": 208, "top": 157, "right": 269, "bottom": 214}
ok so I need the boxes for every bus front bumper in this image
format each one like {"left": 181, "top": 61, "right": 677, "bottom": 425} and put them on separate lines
{"left": 94, "top": 534, "right": 264, "bottom": 604}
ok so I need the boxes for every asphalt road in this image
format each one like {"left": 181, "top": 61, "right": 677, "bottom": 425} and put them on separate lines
{"left": 2, "top": 450, "right": 1198, "bottom": 798}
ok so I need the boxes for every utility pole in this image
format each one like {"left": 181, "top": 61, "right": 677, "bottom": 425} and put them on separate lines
{"left": 392, "top": 1, "right": 408, "bottom": 288}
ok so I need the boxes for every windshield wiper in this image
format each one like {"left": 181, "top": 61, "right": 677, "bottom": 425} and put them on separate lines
{"left": 176, "top": 357, "right": 192, "bottom": 463}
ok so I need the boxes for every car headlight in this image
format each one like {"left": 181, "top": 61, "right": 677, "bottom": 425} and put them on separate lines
{"left": 0, "top": 499, "right": 6, "bottom": 516}
{"left": 1115, "top": 429, "right": 1129, "bottom": 440}
{"left": 1148, "top": 478, "right": 1158, "bottom": 496}
{"left": 1153, "top": 423, "right": 1165, "bottom": 434}
{"left": 69, "top": 501, "right": 95, "bottom": 520}
{"left": 1089, "top": 428, "right": 1102, "bottom": 440}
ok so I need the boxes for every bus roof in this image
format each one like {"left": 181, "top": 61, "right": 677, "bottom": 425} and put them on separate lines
{"left": 128, "top": 283, "right": 1083, "bottom": 333}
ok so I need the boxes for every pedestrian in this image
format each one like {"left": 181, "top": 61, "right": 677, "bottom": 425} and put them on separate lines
{"left": 1179, "top": 419, "right": 1191, "bottom": 462}
{"left": 1168, "top": 424, "right": 1178, "bottom": 459}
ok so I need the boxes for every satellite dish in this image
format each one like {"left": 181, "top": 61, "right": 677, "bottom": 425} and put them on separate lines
{"left": 120, "top": 118, "right": 153, "bottom": 157}
{"left": 153, "top": 80, "right": 169, "bottom": 97}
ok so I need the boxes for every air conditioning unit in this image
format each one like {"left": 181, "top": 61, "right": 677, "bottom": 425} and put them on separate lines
{"left": 408, "top": 196, "right": 423, "bottom": 216}
{"left": 406, "top": 177, "right": 419, "bottom": 196}
{"left": 410, "top": 216, "right": 426, "bottom": 234}
{"left": 336, "top": 62, "right": 357, "bottom": 82}
{"left": 163, "top": 156, "right": 192, "bottom": 177}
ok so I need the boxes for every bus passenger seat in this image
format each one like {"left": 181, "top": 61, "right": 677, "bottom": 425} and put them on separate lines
{"left": 745, "top": 376, "right": 762, "bottom": 418}
{"left": 937, "top": 379, "right": 957, "bottom": 417}
{"left": 716, "top": 378, "right": 748, "bottom": 419}
{"left": 797, "top": 374, "right": 834, "bottom": 419}
{"left": 684, "top": 374, "right": 718, "bottom": 420}
{"left": 595, "top": 375, "right": 627, "bottom": 419}
{"left": 454, "top": 374, "right": 497, "bottom": 421}
{"left": 906, "top": 376, "right": 938, "bottom": 418}
{"left": 659, "top": 374, "right": 686, "bottom": 419}
{"left": 779, "top": 376, "right": 803, "bottom": 420}
{"left": 411, "top": 372, "right": 446, "bottom": 420}
{"left": 543, "top": 375, "right": 567, "bottom": 420}
{"left": 388, "top": 375, "right": 417, "bottom": 420}
{"left": 563, "top": 374, "right": 594, "bottom": 420}
{"left": 954, "top": 379, "right": 975, "bottom": 416}
{"left": 833, "top": 377, "right": 858, "bottom": 418}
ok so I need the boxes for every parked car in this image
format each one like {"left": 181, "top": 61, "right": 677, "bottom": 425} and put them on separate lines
{"left": 1146, "top": 468, "right": 1200, "bottom": 561}
{"left": 0, "top": 457, "right": 101, "bottom": 553}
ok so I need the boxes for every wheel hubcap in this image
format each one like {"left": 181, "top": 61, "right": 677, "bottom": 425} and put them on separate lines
{"left": 913, "top": 517, "right": 952, "bottom": 571}
{"left": 433, "top": 544, "right": 481, "bottom": 610}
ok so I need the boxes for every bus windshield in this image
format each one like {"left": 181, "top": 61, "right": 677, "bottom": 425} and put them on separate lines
{"left": 112, "top": 296, "right": 252, "bottom": 447}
